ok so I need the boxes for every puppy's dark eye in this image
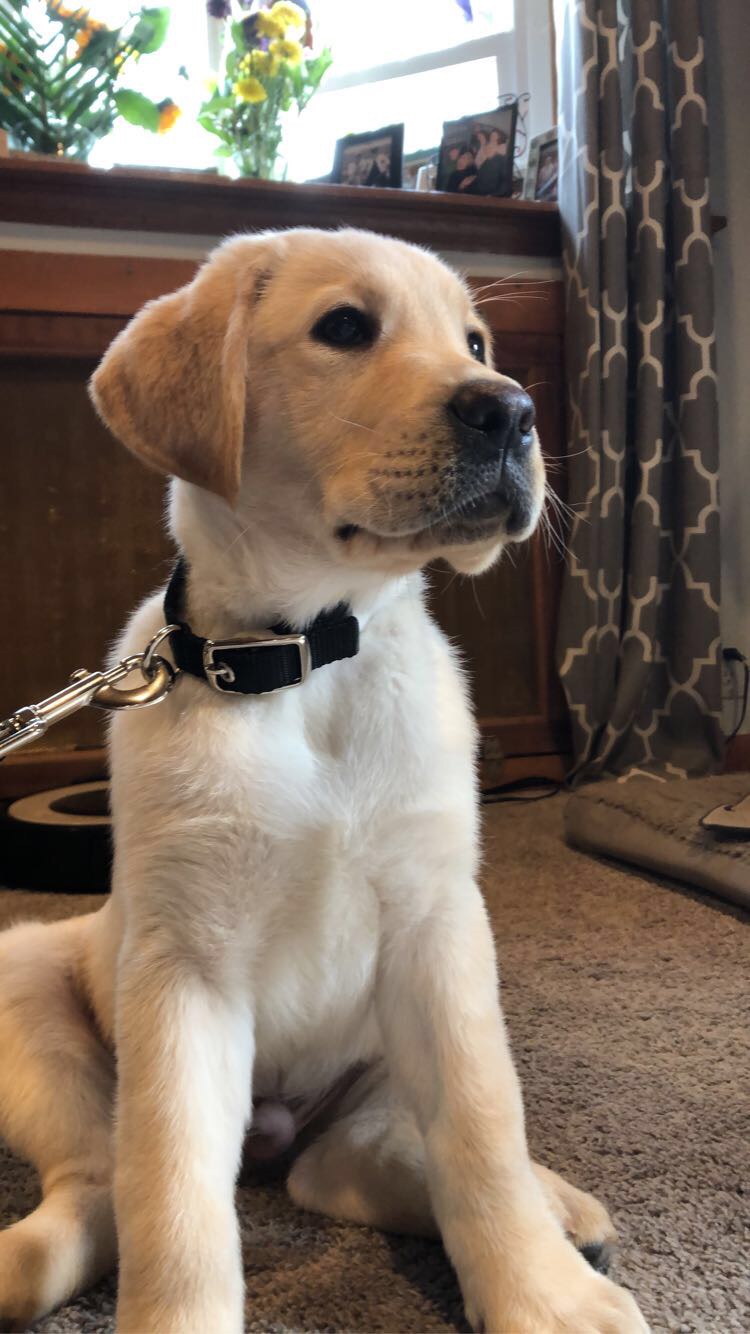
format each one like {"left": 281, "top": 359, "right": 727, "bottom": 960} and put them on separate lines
{"left": 467, "top": 331, "right": 486, "bottom": 363}
{"left": 312, "top": 306, "right": 376, "bottom": 349}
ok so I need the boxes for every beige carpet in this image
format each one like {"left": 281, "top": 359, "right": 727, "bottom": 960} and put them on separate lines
{"left": 0, "top": 796, "right": 748, "bottom": 1334}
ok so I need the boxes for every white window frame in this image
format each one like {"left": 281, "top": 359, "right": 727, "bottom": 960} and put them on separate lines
{"left": 319, "top": 0, "right": 554, "bottom": 153}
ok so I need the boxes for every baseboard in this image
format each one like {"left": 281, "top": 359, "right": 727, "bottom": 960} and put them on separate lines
{"left": 726, "top": 734, "right": 750, "bottom": 773}
{"left": 480, "top": 751, "right": 568, "bottom": 790}
{"left": 0, "top": 747, "right": 107, "bottom": 799}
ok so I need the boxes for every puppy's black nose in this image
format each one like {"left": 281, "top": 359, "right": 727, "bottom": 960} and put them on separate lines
{"left": 448, "top": 382, "right": 535, "bottom": 458}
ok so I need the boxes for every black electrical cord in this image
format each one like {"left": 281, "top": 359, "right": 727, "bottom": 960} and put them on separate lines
{"left": 481, "top": 775, "right": 563, "bottom": 804}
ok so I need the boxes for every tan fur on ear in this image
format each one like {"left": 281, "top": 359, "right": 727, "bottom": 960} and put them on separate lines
{"left": 89, "top": 237, "right": 275, "bottom": 504}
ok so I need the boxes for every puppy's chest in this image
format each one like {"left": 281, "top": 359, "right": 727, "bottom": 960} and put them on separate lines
{"left": 221, "top": 648, "right": 442, "bottom": 1075}
{"left": 229, "top": 635, "right": 443, "bottom": 832}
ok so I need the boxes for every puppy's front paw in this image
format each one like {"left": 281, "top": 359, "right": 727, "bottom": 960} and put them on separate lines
{"left": 460, "top": 1227, "right": 649, "bottom": 1334}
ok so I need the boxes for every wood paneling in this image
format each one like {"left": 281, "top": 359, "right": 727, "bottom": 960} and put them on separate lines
{"left": 0, "top": 748, "right": 107, "bottom": 800}
{"left": 0, "top": 312, "right": 125, "bottom": 358}
{"left": 0, "top": 356, "right": 172, "bottom": 749}
{"left": 726, "top": 735, "right": 750, "bottom": 772}
{"left": 0, "top": 251, "right": 196, "bottom": 317}
{"left": 0, "top": 157, "right": 562, "bottom": 256}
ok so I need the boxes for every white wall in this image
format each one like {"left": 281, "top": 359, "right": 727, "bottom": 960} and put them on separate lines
{"left": 705, "top": 0, "right": 750, "bottom": 731}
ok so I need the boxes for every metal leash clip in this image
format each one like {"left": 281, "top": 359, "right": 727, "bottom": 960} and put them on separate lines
{"left": 0, "top": 625, "right": 180, "bottom": 761}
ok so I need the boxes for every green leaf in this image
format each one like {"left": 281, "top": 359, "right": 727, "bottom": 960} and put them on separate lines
{"left": 231, "top": 20, "right": 248, "bottom": 51}
{"left": 213, "top": 143, "right": 234, "bottom": 157}
{"left": 129, "top": 7, "right": 170, "bottom": 55}
{"left": 0, "top": 6, "right": 38, "bottom": 61}
{"left": 113, "top": 87, "right": 160, "bottom": 131}
{"left": 306, "top": 48, "right": 333, "bottom": 89}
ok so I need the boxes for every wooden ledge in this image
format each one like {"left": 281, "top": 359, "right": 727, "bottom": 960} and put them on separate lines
{"left": 0, "top": 156, "right": 562, "bottom": 257}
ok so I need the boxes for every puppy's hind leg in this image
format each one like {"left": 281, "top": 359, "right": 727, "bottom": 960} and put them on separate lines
{"left": 0, "top": 915, "right": 116, "bottom": 1331}
{"left": 288, "top": 1066, "right": 618, "bottom": 1270}
{"left": 287, "top": 1063, "right": 438, "bottom": 1237}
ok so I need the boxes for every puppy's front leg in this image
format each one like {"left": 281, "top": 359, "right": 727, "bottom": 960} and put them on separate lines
{"left": 377, "top": 863, "right": 647, "bottom": 1334}
{"left": 114, "top": 940, "right": 252, "bottom": 1334}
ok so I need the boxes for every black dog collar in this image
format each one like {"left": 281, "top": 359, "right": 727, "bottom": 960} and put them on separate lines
{"left": 163, "top": 559, "right": 359, "bottom": 696}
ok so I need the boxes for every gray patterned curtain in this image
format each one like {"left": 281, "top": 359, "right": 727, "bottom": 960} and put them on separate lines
{"left": 555, "top": 0, "right": 724, "bottom": 780}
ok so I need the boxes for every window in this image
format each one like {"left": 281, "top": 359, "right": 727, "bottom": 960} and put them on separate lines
{"left": 88, "top": 0, "right": 554, "bottom": 180}
{"left": 88, "top": 0, "right": 212, "bottom": 171}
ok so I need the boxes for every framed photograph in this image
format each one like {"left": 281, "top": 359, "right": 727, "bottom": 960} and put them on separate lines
{"left": 402, "top": 147, "right": 438, "bottom": 191}
{"left": 436, "top": 101, "right": 518, "bottom": 198}
{"left": 523, "top": 128, "right": 559, "bottom": 202}
{"left": 332, "top": 124, "right": 404, "bottom": 189}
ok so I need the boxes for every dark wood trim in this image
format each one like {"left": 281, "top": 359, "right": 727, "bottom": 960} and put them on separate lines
{"left": 0, "top": 311, "right": 125, "bottom": 358}
{"left": 0, "top": 157, "right": 562, "bottom": 257}
{"left": 480, "top": 750, "right": 568, "bottom": 790}
{"left": 481, "top": 716, "right": 571, "bottom": 755}
{"left": 0, "top": 748, "right": 107, "bottom": 800}
{"left": 0, "top": 253, "right": 563, "bottom": 329}
{"left": 726, "top": 734, "right": 750, "bottom": 772}
{"left": 0, "top": 250, "right": 196, "bottom": 318}
{"left": 466, "top": 277, "right": 564, "bottom": 335}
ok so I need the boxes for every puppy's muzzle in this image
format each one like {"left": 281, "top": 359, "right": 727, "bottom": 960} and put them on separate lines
{"left": 443, "top": 381, "right": 538, "bottom": 537}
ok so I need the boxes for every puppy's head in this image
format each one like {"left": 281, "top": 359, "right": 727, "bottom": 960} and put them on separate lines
{"left": 90, "top": 228, "right": 545, "bottom": 576}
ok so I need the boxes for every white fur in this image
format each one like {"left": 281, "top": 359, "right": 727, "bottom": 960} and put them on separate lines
{"left": 0, "top": 229, "right": 647, "bottom": 1334}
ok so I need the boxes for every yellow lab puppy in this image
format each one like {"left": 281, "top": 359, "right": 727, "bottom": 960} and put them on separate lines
{"left": 0, "top": 229, "right": 647, "bottom": 1334}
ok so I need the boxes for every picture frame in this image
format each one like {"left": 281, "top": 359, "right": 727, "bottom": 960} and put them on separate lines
{"left": 523, "top": 128, "right": 559, "bottom": 202}
{"left": 402, "top": 147, "right": 438, "bottom": 191}
{"left": 436, "top": 100, "right": 518, "bottom": 199}
{"left": 331, "top": 123, "right": 404, "bottom": 190}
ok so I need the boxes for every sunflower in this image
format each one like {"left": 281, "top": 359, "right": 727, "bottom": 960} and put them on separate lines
{"left": 239, "top": 49, "right": 280, "bottom": 78}
{"left": 269, "top": 2, "right": 306, "bottom": 32}
{"left": 255, "top": 11, "right": 285, "bottom": 40}
{"left": 268, "top": 37, "right": 302, "bottom": 67}
{"left": 234, "top": 76, "right": 267, "bottom": 103}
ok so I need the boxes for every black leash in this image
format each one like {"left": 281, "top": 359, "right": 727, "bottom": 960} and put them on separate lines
{"left": 164, "top": 558, "right": 360, "bottom": 696}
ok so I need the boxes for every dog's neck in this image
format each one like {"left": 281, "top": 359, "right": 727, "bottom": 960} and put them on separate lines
{"left": 168, "top": 481, "right": 416, "bottom": 638}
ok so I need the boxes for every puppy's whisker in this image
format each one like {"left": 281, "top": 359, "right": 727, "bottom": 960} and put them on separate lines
{"left": 222, "top": 519, "right": 255, "bottom": 555}
{"left": 473, "top": 288, "right": 551, "bottom": 302}
{"left": 328, "top": 413, "right": 380, "bottom": 436}
{"left": 470, "top": 270, "right": 548, "bottom": 296}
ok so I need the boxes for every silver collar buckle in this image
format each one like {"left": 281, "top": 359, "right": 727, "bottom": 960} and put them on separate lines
{"left": 202, "top": 631, "right": 312, "bottom": 695}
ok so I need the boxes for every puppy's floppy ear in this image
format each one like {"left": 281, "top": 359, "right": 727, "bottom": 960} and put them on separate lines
{"left": 89, "top": 236, "right": 275, "bottom": 504}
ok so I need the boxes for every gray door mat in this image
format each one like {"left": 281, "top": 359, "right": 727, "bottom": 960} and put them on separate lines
{"left": 564, "top": 774, "right": 750, "bottom": 909}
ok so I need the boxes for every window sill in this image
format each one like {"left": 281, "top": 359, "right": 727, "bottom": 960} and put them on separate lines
{"left": 0, "top": 156, "right": 562, "bottom": 257}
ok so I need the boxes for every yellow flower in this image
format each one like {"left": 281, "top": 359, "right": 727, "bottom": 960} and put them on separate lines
{"left": 255, "top": 11, "right": 285, "bottom": 39}
{"left": 76, "top": 17, "right": 106, "bottom": 49}
{"left": 0, "top": 43, "right": 27, "bottom": 88}
{"left": 234, "top": 76, "right": 267, "bottom": 103}
{"left": 269, "top": 2, "right": 305, "bottom": 31}
{"left": 157, "top": 99, "right": 181, "bottom": 133}
{"left": 48, "top": 1, "right": 88, "bottom": 21}
{"left": 242, "top": 49, "right": 280, "bottom": 78}
{"left": 269, "top": 37, "right": 302, "bottom": 67}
